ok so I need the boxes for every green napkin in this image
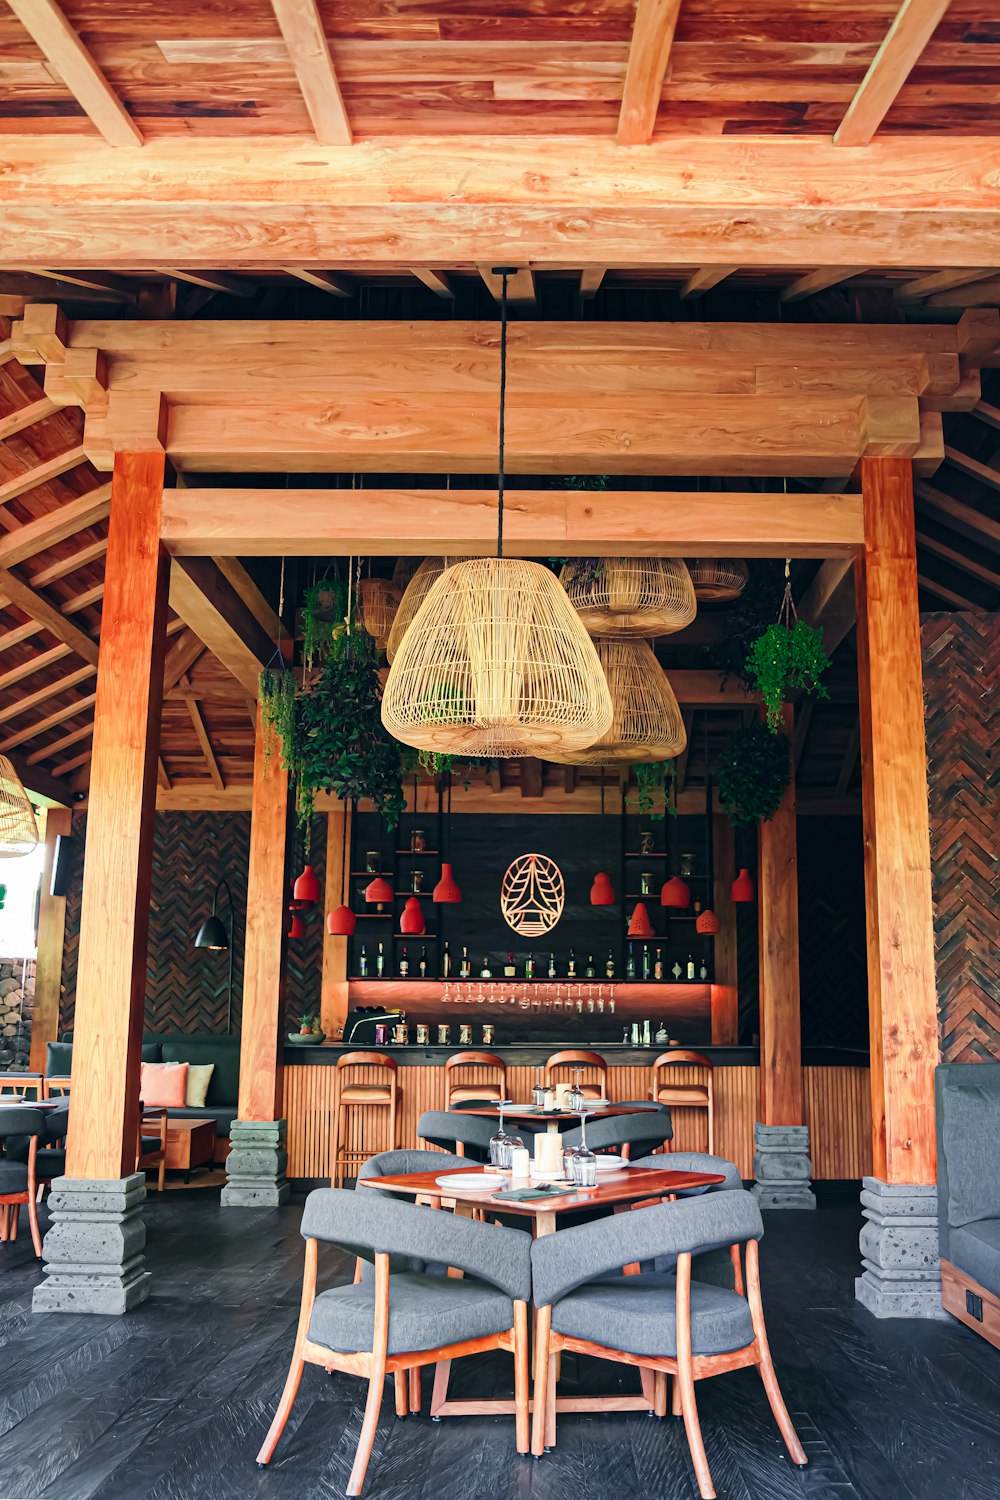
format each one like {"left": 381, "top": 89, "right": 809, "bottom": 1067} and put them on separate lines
{"left": 490, "top": 1184, "right": 571, "bottom": 1201}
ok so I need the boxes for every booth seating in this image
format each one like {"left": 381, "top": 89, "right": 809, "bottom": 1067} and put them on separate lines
{"left": 937, "top": 1063, "right": 1000, "bottom": 1349}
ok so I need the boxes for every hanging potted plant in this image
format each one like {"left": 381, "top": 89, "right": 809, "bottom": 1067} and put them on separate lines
{"left": 716, "top": 722, "right": 790, "bottom": 826}
{"left": 258, "top": 664, "right": 297, "bottom": 768}
{"left": 745, "top": 561, "right": 830, "bottom": 733}
{"left": 629, "top": 759, "right": 678, "bottom": 820}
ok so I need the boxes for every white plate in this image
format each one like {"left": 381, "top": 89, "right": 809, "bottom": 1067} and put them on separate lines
{"left": 435, "top": 1172, "right": 509, "bottom": 1192}
{"left": 586, "top": 1100, "right": 612, "bottom": 1109}
{"left": 594, "top": 1155, "right": 628, "bottom": 1171}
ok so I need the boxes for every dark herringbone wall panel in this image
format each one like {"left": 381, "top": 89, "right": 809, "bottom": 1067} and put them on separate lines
{"left": 797, "top": 817, "right": 868, "bottom": 1050}
{"left": 61, "top": 812, "right": 326, "bottom": 1036}
{"left": 923, "top": 612, "right": 1000, "bottom": 1063}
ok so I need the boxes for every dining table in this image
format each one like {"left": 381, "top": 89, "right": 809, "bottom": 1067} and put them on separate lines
{"left": 450, "top": 1102, "right": 655, "bottom": 1135}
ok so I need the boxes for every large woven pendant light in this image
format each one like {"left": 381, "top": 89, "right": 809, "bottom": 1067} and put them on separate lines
{"left": 689, "top": 558, "right": 749, "bottom": 603}
{"left": 359, "top": 577, "right": 402, "bottom": 651}
{"left": 382, "top": 272, "right": 612, "bottom": 760}
{"left": 544, "top": 638, "right": 687, "bottom": 765}
{"left": 385, "top": 556, "right": 467, "bottom": 663}
{"left": 560, "top": 557, "right": 697, "bottom": 637}
{"left": 0, "top": 756, "right": 38, "bottom": 856}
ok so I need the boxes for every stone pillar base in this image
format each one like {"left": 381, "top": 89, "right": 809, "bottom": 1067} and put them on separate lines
{"left": 855, "top": 1177, "right": 947, "bottom": 1319}
{"left": 221, "top": 1118, "right": 291, "bottom": 1207}
{"left": 33, "top": 1174, "right": 150, "bottom": 1316}
{"left": 752, "top": 1123, "right": 817, "bottom": 1209}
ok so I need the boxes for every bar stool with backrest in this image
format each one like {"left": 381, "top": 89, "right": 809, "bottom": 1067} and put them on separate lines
{"left": 445, "top": 1050, "right": 507, "bottom": 1107}
{"left": 330, "top": 1052, "right": 399, "bottom": 1188}
{"left": 544, "top": 1049, "right": 608, "bottom": 1100}
{"left": 0, "top": 1072, "right": 45, "bottom": 1101}
{"left": 650, "top": 1050, "right": 715, "bottom": 1153}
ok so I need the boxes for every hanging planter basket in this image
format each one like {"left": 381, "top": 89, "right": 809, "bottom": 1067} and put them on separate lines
{"left": 386, "top": 556, "right": 468, "bottom": 663}
{"left": 560, "top": 557, "right": 697, "bottom": 637}
{"left": 689, "top": 558, "right": 749, "bottom": 603}
{"left": 359, "top": 577, "right": 402, "bottom": 651}
{"left": 0, "top": 756, "right": 39, "bottom": 857}
{"left": 544, "top": 638, "right": 687, "bottom": 765}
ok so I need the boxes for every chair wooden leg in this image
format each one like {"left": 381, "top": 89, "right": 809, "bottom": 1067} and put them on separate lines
{"left": 430, "top": 1358, "right": 451, "bottom": 1417}
{"left": 531, "top": 1306, "right": 551, "bottom": 1456}
{"left": 26, "top": 1187, "right": 43, "bottom": 1259}
{"left": 256, "top": 1353, "right": 305, "bottom": 1465}
{"left": 347, "top": 1368, "right": 387, "bottom": 1496}
{"left": 545, "top": 1352, "right": 557, "bottom": 1449}
{"left": 330, "top": 1095, "right": 342, "bottom": 1188}
{"left": 9, "top": 1204, "right": 18, "bottom": 1241}
{"left": 513, "top": 1301, "right": 529, "bottom": 1455}
{"left": 707, "top": 1101, "right": 714, "bottom": 1156}
{"left": 0, "top": 1203, "right": 9, "bottom": 1241}
{"left": 408, "top": 1366, "right": 421, "bottom": 1415}
{"left": 676, "top": 1254, "right": 716, "bottom": 1500}
{"left": 671, "top": 1374, "right": 682, "bottom": 1416}
{"left": 157, "top": 1157, "right": 166, "bottom": 1193}
{"left": 745, "top": 1239, "right": 807, "bottom": 1466}
{"left": 394, "top": 1372, "right": 408, "bottom": 1418}
{"left": 389, "top": 1088, "right": 398, "bottom": 1151}
{"left": 654, "top": 1370, "right": 668, "bottom": 1418}
{"left": 640, "top": 1367, "right": 656, "bottom": 1409}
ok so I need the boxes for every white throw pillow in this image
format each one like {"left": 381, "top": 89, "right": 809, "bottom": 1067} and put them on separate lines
{"left": 185, "top": 1063, "right": 215, "bottom": 1109}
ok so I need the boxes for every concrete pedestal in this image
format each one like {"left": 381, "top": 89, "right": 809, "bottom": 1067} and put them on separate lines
{"left": 221, "top": 1118, "right": 290, "bottom": 1207}
{"left": 855, "top": 1177, "right": 947, "bottom": 1319}
{"left": 752, "top": 1122, "right": 817, "bottom": 1209}
{"left": 33, "top": 1174, "right": 150, "bottom": 1315}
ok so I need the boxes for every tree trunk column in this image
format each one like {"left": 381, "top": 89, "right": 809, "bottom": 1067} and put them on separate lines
{"left": 753, "top": 705, "right": 815, "bottom": 1210}
{"left": 854, "top": 456, "right": 943, "bottom": 1319}
{"left": 222, "top": 704, "right": 291, "bottom": 1208}
{"left": 34, "top": 452, "right": 168, "bottom": 1316}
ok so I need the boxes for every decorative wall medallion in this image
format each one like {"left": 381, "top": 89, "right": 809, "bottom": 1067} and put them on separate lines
{"left": 500, "top": 853, "right": 565, "bottom": 937}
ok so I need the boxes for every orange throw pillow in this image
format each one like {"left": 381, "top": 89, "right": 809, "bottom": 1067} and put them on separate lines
{"left": 140, "top": 1061, "right": 189, "bottom": 1108}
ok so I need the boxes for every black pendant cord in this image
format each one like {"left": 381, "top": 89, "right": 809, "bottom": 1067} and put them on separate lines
{"left": 496, "top": 268, "right": 512, "bottom": 560}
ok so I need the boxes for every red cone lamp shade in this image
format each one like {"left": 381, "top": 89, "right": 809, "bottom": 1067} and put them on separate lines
{"left": 432, "top": 862, "right": 462, "bottom": 903}
{"left": 286, "top": 911, "right": 305, "bottom": 939}
{"left": 365, "top": 874, "right": 393, "bottom": 905}
{"left": 327, "top": 904, "right": 356, "bottom": 936}
{"left": 590, "top": 871, "right": 615, "bottom": 906}
{"left": 399, "top": 895, "right": 426, "bottom": 935}
{"left": 732, "top": 867, "right": 755, "bottom": 904}
{"left": 628, "top": 901, "right": 654, "bottom": 938}
{"left": 696, "top": 908, "right": 721, "bottom": 936}
{"left": 293, "top": 864, "right": 321, "bottom": 905}
{"left": 660, "top": 875, "right": 691, "bottom": 909}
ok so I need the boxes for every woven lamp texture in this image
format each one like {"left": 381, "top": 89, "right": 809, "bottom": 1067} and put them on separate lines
{"left": 359, "top": 577, "right": 402, "bottom": 650}
{"left": 544, "top": 638, "right": 687, "bottom": 766}
{"left": 688, "top": 558, "right": 749, "bottom": 603}
{"left": 386, "top": 556, "right": 467, "bottom": 663}
{"left": 560, "top": 557, "right": 697, "bottom": 637}
{"left": 0, "top": 756, "right": 38, "bottom": 856}
{"left": 381, "top": 556, "right": 613, "bottom": 759}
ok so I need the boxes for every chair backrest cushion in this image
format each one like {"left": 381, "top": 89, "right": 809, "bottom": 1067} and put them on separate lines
{"left": 420, "top": 1110, "right": 497, "bottom": 1155}
{"left": 0, "top": 1105, "right": 45, "bottom": 1141}
{"left": 936, "top": 1066, "right": 1000, "bottom": 1229}
{"left": 632, "top": 1150, "right": 742, "bottom": 1193}
{"left": 562, "top": 1111, "right": 671, "bottom": 1155}
{"left": 357, "top": 1147, "right": 467, "bottom": 1188}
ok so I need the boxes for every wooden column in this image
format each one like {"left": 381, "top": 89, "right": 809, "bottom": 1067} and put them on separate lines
{"left": 712, "top": 813, "right": 738, "bottom": 989}
{"left": 757, "top": 705, "right": 804, "bottom": 1128}
{"left": 321, "top": 801, "right": 352, "bottom": 1040}
{"left": 855, "top": 456, "right": 938, "bottom": 1187}
{"left": 235, "top": 704, "right": 289, "bottom": 1124}
{"left": 65, "top": 452, "right": 168, "bottom": 1180}
{"left": 29, "top": 806, "right": 72, "bottom": 1074}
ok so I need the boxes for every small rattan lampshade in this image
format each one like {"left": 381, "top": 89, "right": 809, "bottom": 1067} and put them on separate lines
{"left": 386, "top": 556, "right": 467, "bottom": 663}
{"left": 381, "top": 556, "right": 614, "bottom": 759}
{"left": 545, "top": 638, "right": 687, "bottom": 765}
{"left": 560, "top": 557, "right": 697, "bottom": 637}
{"left": 0, "top": 756, "right": 38, "bottom": 857}
{"left": 359, "top": 577, "right": 402, "bottom": 650}
{"left": 688, "top": 558, "right": 749, "bottom": 603}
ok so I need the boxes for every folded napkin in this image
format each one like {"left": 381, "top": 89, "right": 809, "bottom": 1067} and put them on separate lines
{"left": 490, "top": 1183, "right": 571, "bottom": 1201}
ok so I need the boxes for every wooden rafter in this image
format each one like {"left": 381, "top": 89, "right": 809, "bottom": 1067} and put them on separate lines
{"left": 617, "top": 0, "right": 682, "bottom": 146}
{"left": 4, "top": 0, "right": 142, "bottom": 147}
{"left": 285, "top": 268, "right": 352, "bottom": 297}
{"left": 579, "top": 269, "right": 606, "bottom": 300}
{"left": 836, "top": 719, "right": 861, "bottom": 794}
{"left": 0, "top": 485, "right": 110, "bottom": 569}
{"left": 214, "top": 558, "right": 283, "bottom": 639}
{"left": 31, "top": 536, "right": 108, "bottom": 588}
{"left": 6, "top": 268, "right": 135, "bottom": 302}
{"left": 183, "top": 677, "right": 225, "bottom": 789}
{"left": 792, "top": 701, "right": 814, "bottom": 774}
{"left": 477, "top": 266, "right": 536, "bottom": 306}
{"left": 915, "top": 530, "right": 1000, "bottom": 590}
{"left": 0, "top": 445, "right": 89, "bottom": 509}
{"left": 918, "top": 573, "right": 981, "bottom": 610}
{"left": 0, "top": 565, "right": 99, "bottom": 663}
{"left": 156, "top": 269, "right": 255, "bottom": 298}
{"left": 0, "top": 395, "right": 57, "bottom": 440}
{"left": 915, "top": 481, "right": 1000, "bottom": 552}
{"left": 834, "top": 0, "right": 952, "bottom": 147}
{"left": 168, "top": 559, "right": 273, "bottom": 693}
{"left": 270, "top": 0, "right": 351, "bottom": 145}
{"left": 680, "top": 267, "right": 738, "bottom": 300}
{"left": 410, "top": 270, "right": 454, "bottom": 299}
{"left": 943, "top": 446, "right": 1000, "bottom": 492}
{"left": 894, "top": 269, "right": 996, "bottom": 303}
{"left": 800, "top": 558, "right": 857, "bottom": 655}
{"left": 781, "top": 267, "right": 868, "bottom": 303}
{"left": 1, "top": 676, "right": 97, "bottom": 749}
{"left": 974, "top": 401, "right": 1000, "bottom": 433}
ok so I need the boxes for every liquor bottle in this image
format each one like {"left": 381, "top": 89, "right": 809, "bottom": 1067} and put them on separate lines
{"left": 504, "top": 951, "right": 516, "bottom": 977}
{"left": 442, "top": 941, "right": 452, "bottom": 979}
{"left": 584, "top": 954, "right": 596, "bottom": 979}
{"left": 480, "top": 955, "right": 493, "bottom": 978}
{"left": 605, "top": 948, "right": 615, "bottom": 979}
{"left": 693, "top": 898, "right": 702, "bottom": 915}
{"left": 641, "top": 945, "right": 651, "bottom": 982}
{"left": 358, "top": 943, "right": 368, "bottom": 979}
{"left": 547, "top": 953, "right": 557, "bottom": 979}
{"left": 699, "top": 958, "right": 708, "bottom": 981}
{"left": 525, "top": 954, "right": 534, "bottom": 979}
{"left": 642, "top": 1019, "right": 652, "bottom": 1047}
{"left": 460, "top": 946, "right": 472, "bottom": 979}
{"left": 653, "top": 947, "right": 664, "bottom": 981}
{"left": 399, "top": 946, "right": 410, "bottom": 978}
{"left": 376, "top": 941, "right": 385, "bottom": 978}
{"left": 418, "top": 945, "right": 428, "bottom": 979}
{"left": 625, "top": 941, "right": 636, "bottom": 980}
{"left": 686, "top": 953, "right": 696, "bottom": 980}
{"left": 567, "top": 948, "right": 577, "bottom": 978}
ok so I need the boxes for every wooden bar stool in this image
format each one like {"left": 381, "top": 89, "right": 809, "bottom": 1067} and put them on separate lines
{"left": 445, "top": 1051, "right": 507, "bottom": 1107}
{"left": 650, "top": 1050, "right": 715, "bottom": 1154}
{"left": 330, "top": 1052, "right": 399, "bottom": 1188}
{"left": 544, "top": 1049, "right": 608, "bottom": 1100}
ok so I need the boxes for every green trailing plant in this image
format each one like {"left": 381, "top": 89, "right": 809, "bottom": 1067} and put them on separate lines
{"left": 746, "top": 619, "right": 830, "bottom": 733}
{"left": 258, "top": 666, "right": 297, "bottom": 768}
{"left": 710, "top": 559, "right": 784, "bottom": 689}
{"left": 716, "top": 722, "right": 790, "bottom": 826}
{"left": 631, "top": 759, "right": 677, "bottom": 820}
{"left": 301, "top": 574, "right": 348, "bottom": 672}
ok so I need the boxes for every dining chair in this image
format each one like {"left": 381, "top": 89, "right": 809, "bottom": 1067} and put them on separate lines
{"left": 418, "top": 1108, "right": 497, "bottom": 1163}
{"left": 529, "top": 1189, "right": 806, "bottom": 1498}
{"left": 6, "top": 1101, "right": 71, "bottom": 1199}
{"left": 257, "top": 1187, "right": 532, "bottom": 1496}
{"left": 632, "top": 1150, "right": 745, "bottom": 1287}
{"left": 44, "top": 1077, "right": 72, "bottom": 1099}
{"left": 0, "top": 1104, "right": 44, "bottom": 1256}
{"left": 544, "top": 1049, "right": 607, "bottom": 1099}
{"left": 562, "top": 1108, "right": 672, "bottom": 1162}
{"left": 137, "top": 1108, "right": 168, "bottom": 1192}
{"left": 0, "top": 1072, "right": 45, "bottom": 1102}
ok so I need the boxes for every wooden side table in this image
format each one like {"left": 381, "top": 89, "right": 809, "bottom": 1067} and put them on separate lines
{"left": 164, "top": 1118, "right": 217, "bottom": 1182}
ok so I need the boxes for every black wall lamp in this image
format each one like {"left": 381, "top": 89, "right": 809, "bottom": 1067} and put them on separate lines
{"left": 194, "top": 877, "right": 236, "bottom": 1034}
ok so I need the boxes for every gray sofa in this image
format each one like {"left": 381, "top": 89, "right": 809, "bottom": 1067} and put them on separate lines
{"left": 936, "top": 1062, "right": 1000, "bottom": 1348}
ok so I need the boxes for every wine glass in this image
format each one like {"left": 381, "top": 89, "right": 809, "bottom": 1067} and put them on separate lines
{"left": 489, "top": 1099, "right": 523, "bottom": 1171}
{"left": 531, "top": 1069, "right": 547, "bottom": 1109}
{"left": 566, "top": 1067, "right": 587, "bottom": 1114}
{"left": 570, "top": 1109, "right": 597, "bottom": 1187}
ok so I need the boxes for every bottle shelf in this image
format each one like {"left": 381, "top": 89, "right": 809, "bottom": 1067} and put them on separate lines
{"left": 394, "top": 890, "right": 432, "bottom": 897}
{"left": 351, "top": 871, "right": 391, "bottom": 879}
{"left": 395, "top": 849, "right": 439, "bottom": 856}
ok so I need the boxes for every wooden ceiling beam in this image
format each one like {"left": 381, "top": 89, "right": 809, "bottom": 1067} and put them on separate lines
{"left": 0, "top": 484, "right": 110, "bottom": 569}
{"left": 578, "top": 269, "right": 606, "bottom": 300}
{"left": 0, "top": 642, "right": 70, "bottom": 693}
{"left": 213, "top": 558, "right": 282, "bottom": 640}
{"left": 30, "top": 535, "right": 107, "bottom": 587}
{"left": 155, "top": 269, "right": 255, "bottom": 298}
{"left": 834, "top": 0, "right": 952, "bottom": 147}
{"left": 894, "top": 269, "right": 996, "bottom": 303}
{"left": 4, "top": 0, "right": 142, "bottom": 146}
{"left": 0, "top": 566, "right": 99, "bottom": 663}
{"left": 5, "top": 268, "right": 135, "bottom": 302}
{"left": 915, "top": 530, "right": 1000, "bottom": 590}
{"left": 781, "top": 267, "right": 867, "bottom": 303}
{"left": 183, "top": 681, "right": 225, "bottom": 790}
{"left": 943, "top": 446, "right": 1000, "bottom": 492}
{"left": 161, "top": 487, "right": 864, "bottom": 558}
{"left": 270, "top": 0, "right": 351, "bottom": 144}
{"left": 617, "top": 0, "right": 682, "bottom": 145}
{"left": 5, "top": 748, "right": 70, "bottom": 805}
{"left": 0, "top": 395, "right": 58, "bottom": 440}
{"left": 0, "top": 676, "right": 96, "bottom": 747}
{"left": 0, "top": 444, "right": 89, "bottom": 508}
{"left": 918, "top": 573, "right": 982, "bottom": 611}
{"left": 410, "top": 270, "right": 454, "bottom": 299}
{"left": 162, "top": 628, "right": 206, "bottom": 693}
{"left": 925, "top": 279, "right": 1000, "bottom": 310}
{"left": 285, "top": 267, "right": 353, "bottom": 297}
{"left": 679, "top": 267, "right": 738, "bottom": 300}
{"left": 973, "top": 401, "right": 1000, "bottom": 432}
{"left": 799, "top": 558, "right": 857, "bottom": 655}
{"left": 836, "top": 719, "right": 861, "bottom": 795}
{"left": 168, "top": 558, "right": 274, "bottom": 694}
{"left": 477, "top": 266, "right": 536, "bottom": 305}
{"left": 915, "top": 480, "right": 1000, "bottom": 553}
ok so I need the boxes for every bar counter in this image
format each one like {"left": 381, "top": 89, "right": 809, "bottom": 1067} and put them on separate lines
{"left": 282, "top": 1042, "right": 871, "bottom": 1183}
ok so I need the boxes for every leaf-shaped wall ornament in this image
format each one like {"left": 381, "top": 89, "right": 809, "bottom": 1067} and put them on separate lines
{"left": 500, "top": 852, "right": 565, "bottom": 937}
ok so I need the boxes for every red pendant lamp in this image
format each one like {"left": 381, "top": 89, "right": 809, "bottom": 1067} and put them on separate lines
{"left": 696, "top": 908, "right": 720, "bottom": 935}
{"left": 293, "top": 863, "right": 321, "bottom": 905}
{"left": 628, "top": 901, "right": 654, "bottom": 938}
{"left": 660, "top": 875, "right": 690, "bottom": 909}
{"left": 432, "top": 771, "right": 462, "bottom": 903}
{"left": 365, "top": 873, "right": 393, "bottom": 905}
{"left": 732, "top": 867, "right": 755, "bottom": 903}
{"left": 286, "top": 910, "right": 305, "bottom": 939}
{"left": 326, "top": 799, "right": 357, "bottom": 935}
{"left": 399, "top": 895, "right": 426, "bottom": 935}
{"left": 590, "top": 871, "right": 615, "bottom": 906}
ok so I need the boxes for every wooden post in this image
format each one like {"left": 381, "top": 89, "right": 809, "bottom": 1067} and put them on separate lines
{"left": 753, "top": 705, "right": 814, "bottom": 1208}
{"left": 321, "top": 802, "right": 352, "bottom": 1040}
{"left": 34, "top": 450, "right": 168, "bottom": 1315}
{"left": 222, "top": 702, "right": 291, "bottom": 1207}
{"left": 854, "top": 456, "right": 940, "bottom": 1317}
{"left": 29, "top": 806, "right": 72, "bottom": 1074}
{"left": 712, "top": 813, "right": 738, "bottom": 990}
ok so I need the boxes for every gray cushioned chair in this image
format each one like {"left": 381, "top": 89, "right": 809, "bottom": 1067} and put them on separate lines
{"left": 936, "top": 1062, "right": 1000, "bottom": 1343}
{"left": 562, "top": 1108, "right": 672, "bottom": 1160}
{"left": 633, "top": 1150, "right": 744, "bottom": 1286}
{"left": 529, "top": 1188, "right": 806, "bottom": 1498}
{"left": 418, "top": 1109, "right": 498, "bottom": 1163}
{"left": 0, "top": 1104, "right": 44, "bottom": 1256}
{"left": 257, "top": 1187, "right": 532, "bottom": 1496}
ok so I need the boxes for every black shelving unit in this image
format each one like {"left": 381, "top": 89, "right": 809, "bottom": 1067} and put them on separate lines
{"left": 347, "top": 781, "right": 445, "bottom": 979}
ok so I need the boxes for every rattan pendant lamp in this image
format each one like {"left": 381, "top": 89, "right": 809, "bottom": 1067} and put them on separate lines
{"left": 359, "top": 576, "right": 402, "bottom": 651}
{"left": 386, "top": 556, "right": 468, "bottom": 663}
{"left": 0, "top": 756, "right": 38, "bottom": 856}
{"left": 545, "top": 638, "right": 687, "bottom": 765}
{"left": 382, "top": 272, "right": 613, "bottom": 759}
{"left": 689, "top": 558, "right": 749, "bottom": 603}
{"left": 560, "top": 556, "right": 697, "bottom": 637}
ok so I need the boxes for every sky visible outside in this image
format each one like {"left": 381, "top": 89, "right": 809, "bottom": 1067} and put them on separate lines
{"left": 0, "top": 842, "right": 45, "bottom": 958}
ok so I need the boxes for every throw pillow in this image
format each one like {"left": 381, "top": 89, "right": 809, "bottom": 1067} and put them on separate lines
{"left": 140, "top": 1060, "right": 189, "bottom": 1108}
{"left": 185, "top": 1063, "right": 215, "bottom": 1109}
